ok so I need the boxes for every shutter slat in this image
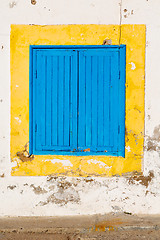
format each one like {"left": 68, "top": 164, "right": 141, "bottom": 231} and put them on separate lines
{"left": 78, "top": 53, "right": 86, "bottom": 148}
{"left": 63, "top": 56, "right": 70, "bottom": 146}
{"left": 103, "top": 57, "right": 110, "bottom": 147}
{"left": 111, "top": 53, "right": 119, "bottom": 151}
{"left": 58, "top": 56, "right": 64, "bottom": 146}
{"left": 86, "top": 55, "right": 92, "bottom": 147}
{"left": 51, "top": 56, "right": 58, "bottom": 146}
{"left": 46, "top": 56, "right": 52, "bottom": 147}
{"left": 97, "top": 56, "right": 104, "bottom": 147}
{"left": 37, "top": 54, "right": 46, "bottom": 147}
{"left": 71, "top": 52, "right": 78, "bottom": 150}
{"left": 91, "top": 56, "right": 98, "bottom": 148}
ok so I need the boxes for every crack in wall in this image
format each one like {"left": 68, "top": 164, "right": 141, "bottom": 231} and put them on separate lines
{"left": 119, "top": 0, "right": 123, "bottom": 45}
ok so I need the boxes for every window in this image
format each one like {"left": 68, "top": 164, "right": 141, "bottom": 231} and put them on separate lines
{"left": 29, "top": 45, "right": 126, "bottom": 156}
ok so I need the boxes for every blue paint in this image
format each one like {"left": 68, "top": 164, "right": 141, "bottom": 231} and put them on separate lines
{"left": 29, "top": 45, "right": 126, "bottom": 156}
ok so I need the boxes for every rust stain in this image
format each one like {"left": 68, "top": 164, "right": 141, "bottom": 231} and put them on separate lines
{"left": 83, "top": 148, "right": 90, "bottom": 152}
{"left": 94, "top": 219, "right": 124, "bottom": 232}
{"left": 0, "top": 173, "right": 4, "bottom": 178}
{"left": 108, "top": 226, "right": 114, "bottom": 231}
{"left": 16, "top": 142, "right": 34, "bottom": 162}
{"left": 128, "top": 171, "right": 154, "bottom": 188}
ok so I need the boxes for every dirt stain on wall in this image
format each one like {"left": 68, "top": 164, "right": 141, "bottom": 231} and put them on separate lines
{"left": 7, "top": 185, "right": 16, "bottom": 190}
{"left": 31, "top": 0, "right": 36, "bottom": 5}
{"left": 146, "top": 125, "right": 160, "bottom": 151}
{"left": 16, "top": 143, "right": 34, "bottom": 162}
{"left": 39, "top": 177, "right": 80, "bottom": 206}
{"left": 128, "top": 171, "right": 154, "bottom": 188}
{"left": 30, "top": 184, "right": 48, "bottom": 195}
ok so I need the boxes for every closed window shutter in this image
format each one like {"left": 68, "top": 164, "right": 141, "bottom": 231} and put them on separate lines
{"left": 30, "top": 46, "right": 125, "bottom": 156}
{"left": 78, "top": 49, "right": 119, "bottom": 153}
{"left": 34, "top": 50, "right": 78, "bottom": 153}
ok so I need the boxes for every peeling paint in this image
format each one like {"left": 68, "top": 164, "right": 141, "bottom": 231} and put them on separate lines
{"left": 44, "top": 159, "right": 73, "bottom": 167}
{"left": 103, "top": 39, "right": 112, "bottom": 45}
{"left": 16, "top": 151, "right": 34, "bottom": 162}
{"left": 16, "top": 143, "right": 34, "bottom": 162}
{"left": 130, "top": 62, "right": 136, "bottom": 70}
{"left": 128, "top": 171, "right": 154, "bottom": 188}
{"left": 87, "top": 159, "right": 112, "bottom": 170}
{"left": 125, "top": 146, "right": 131, "bottom": 152}
{"left": 11, "top": 160, "right": 18, "bottom": 168}
{"left": 14, "top": 117, "right": 21, "bottom": 123}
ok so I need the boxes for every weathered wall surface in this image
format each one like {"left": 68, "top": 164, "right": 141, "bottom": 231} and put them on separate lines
{"left": 0, "top": 0, "right": 160, "bottom": 216}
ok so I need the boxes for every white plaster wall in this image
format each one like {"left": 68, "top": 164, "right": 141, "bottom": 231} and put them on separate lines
{"left": 0, "top": 0, "right": 160, "bottom": 216}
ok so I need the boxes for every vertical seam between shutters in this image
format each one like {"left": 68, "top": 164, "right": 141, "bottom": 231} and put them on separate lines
{"left": 77, "top": 51, "right": 79, "bottom": 150}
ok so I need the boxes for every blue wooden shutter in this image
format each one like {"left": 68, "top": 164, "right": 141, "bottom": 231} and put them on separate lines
{"left": 30, "top": 45, "right": 125, "bottom": 156}
{"left": 78, "top": 49, "right": 120, "bottom": 154}
{"left": 33, "top": 50, "right": 78, "bottom": 154}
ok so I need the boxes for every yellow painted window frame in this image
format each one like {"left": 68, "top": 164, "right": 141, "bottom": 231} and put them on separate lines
{"left": 10, "top": 24, "right": 145, "bottom": 177}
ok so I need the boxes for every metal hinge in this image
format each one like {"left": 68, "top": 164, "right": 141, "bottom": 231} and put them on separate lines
{"left": 35, "top": 124, "right": 37, "bottom": 132}
{"left": 118, "top": 125, "right": 120, "bottom": 134}
{"left": 119, "top": 71, "right": 120, "bottom": 79}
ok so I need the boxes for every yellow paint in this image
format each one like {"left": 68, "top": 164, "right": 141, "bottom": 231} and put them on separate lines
{"left": 10, "top": 24, "right": 145, "bottom": 176}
